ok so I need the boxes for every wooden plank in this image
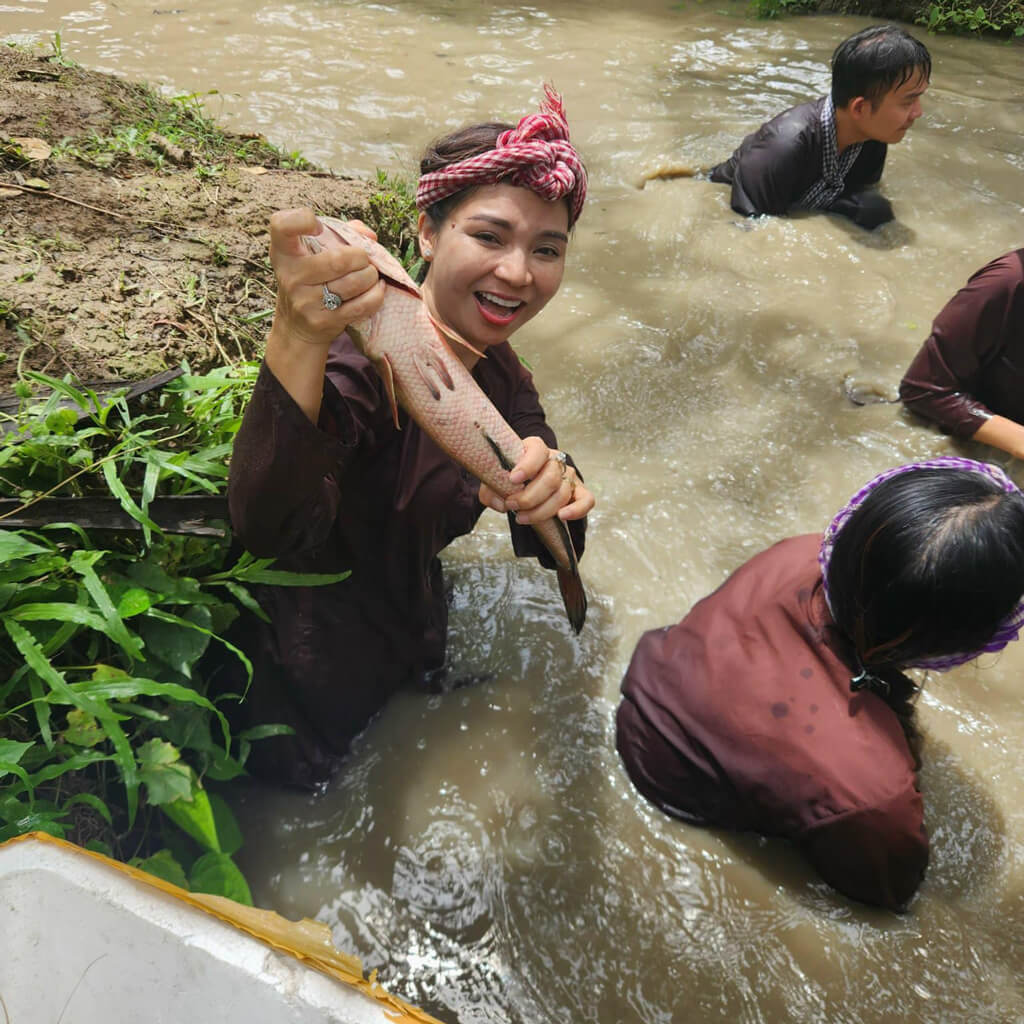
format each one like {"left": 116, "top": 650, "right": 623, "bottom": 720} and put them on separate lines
{"left": 0, "top": 495, "right": 229, "bottom": 536}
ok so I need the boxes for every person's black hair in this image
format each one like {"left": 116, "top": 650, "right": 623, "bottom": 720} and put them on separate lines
{"left": 831, "top": 25, "right": 931, "bottom": 109}
{"left": 825, "top": 468, "right": 1024, "bottom": 764}
{"left": 418, "top": 122, "right": 513, "bottom": 227}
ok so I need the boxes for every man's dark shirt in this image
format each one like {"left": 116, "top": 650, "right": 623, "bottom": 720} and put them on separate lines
{"left": 710, "top": 97, "right": 889, "bottom": 226}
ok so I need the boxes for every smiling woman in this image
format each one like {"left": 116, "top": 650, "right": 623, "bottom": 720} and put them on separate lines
{"left": 223, "top": 89, "right": 595, "bottom": 789}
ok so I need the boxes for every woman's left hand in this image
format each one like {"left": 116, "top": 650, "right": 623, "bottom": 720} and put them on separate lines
{"left": 478, "top": 436, "right": 594, "bottom": 524}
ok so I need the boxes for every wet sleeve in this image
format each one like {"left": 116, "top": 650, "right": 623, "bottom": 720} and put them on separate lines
{"left": 727, "top": 133, "right": 811, "bottom": 217}
{"left": 227, "top": 357, "right": 376, "bottom": 558}
{"left": 827, "top": 147, "right": 890, "bottom": 228}
{"left": 899, "top": 257, "right": 1024, "bottom": 437}
{"left": 827, "top": 190, "right": 893, "bottom": 229}
{"left": 798, "top": 789, "right": 929, "bottom": 912}
{"left": 503, "top": 367, "right": 587, "bottom": 568}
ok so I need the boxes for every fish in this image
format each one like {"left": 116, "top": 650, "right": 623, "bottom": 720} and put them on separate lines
{"left": 306, "top": 216, "right": 587, "bottom": 634}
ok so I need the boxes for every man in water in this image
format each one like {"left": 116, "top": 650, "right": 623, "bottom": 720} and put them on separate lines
{"left": 709, "top": 25, "right": 930, "bottom": 229}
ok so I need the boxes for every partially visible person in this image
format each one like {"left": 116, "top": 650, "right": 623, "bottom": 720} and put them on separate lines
{"left": 225, "top": 88, "right": 594, "bottom": 789}
{"left": 616, "top": 458, "right": 1024, "bottom": 911}
{"left": 708, "top": 25, "right": 930, "bottom": 229}
{"left": 900, "top": 249, "right": 1024, "bottom": 459}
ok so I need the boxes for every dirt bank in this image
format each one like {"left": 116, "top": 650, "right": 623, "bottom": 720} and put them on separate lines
{"left": 0, "top": 46, "right": 396, "bottom": 393}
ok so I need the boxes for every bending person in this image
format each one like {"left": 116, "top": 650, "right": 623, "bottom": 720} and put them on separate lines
{"left": 900, "top": 249, "right": 1024, "bottom": 459}
{"left": 616, "top": 458, "right": 1024, "bottom": 911}
{"left": 708, "top": 25, "right": 930, "bottom": 229}
{"left": 227, "top": 88, "right": 594, "bottom": 788}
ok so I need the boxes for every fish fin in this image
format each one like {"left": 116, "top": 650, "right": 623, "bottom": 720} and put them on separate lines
{"left": 318, "top": 216, "right": 421, "bottom": 296}
{"left": 547, "top": 519, "right": 587, "bottom": 634}
{"left": 480, "top": 426, "right": 516, "bottom": 472}
{"left": 428, "top": 312, "right": 487, "bottom": 360}
{"left": 379, "top": 354, "right": 401, "bottom": 429}
{"left": 412, "top": 350, "right": 454, "bottom": 400}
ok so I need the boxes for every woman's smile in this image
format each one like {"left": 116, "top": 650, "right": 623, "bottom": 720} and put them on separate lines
{"left": 418, "top": 183, "right": 569, "bottom": 365}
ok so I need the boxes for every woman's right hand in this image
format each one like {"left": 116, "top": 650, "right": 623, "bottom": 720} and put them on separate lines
{"left": 268, "top": 207, "right": 386, "bottom": 349}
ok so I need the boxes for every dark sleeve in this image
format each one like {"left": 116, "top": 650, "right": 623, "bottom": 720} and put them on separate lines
{"left": 227, "top": 349, "right": 381, "bottom": 558}
{"left": 502, "top": 364, "right": 587, "bottom": 568}
{"left": 899, "top": 255, "right": 1024, "bottom": 437}
{"left": 826, "top": 144, "right": 892, "bottom": 228}
{"left": 798, "top": 790, "right": 929, "bottom": 912}
{"left": 724, "top": 130, "right": 814, "bottom": 218}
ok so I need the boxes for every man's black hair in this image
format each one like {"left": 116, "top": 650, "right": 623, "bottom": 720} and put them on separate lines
{"left": 831, "top": 25, "right": 931, "bottom": 109}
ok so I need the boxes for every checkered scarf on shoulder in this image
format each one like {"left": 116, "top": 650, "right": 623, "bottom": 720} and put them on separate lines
{"left": 797, "top": 96, "right": 864, "bottom": 211}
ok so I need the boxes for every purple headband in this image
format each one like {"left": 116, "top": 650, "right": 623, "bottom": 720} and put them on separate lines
{"left": 819, "top": 456, "right": 1024, "bottom": 672}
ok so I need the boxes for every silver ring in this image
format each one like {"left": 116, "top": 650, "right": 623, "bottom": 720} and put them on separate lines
{"left": 550, "top": 450, "right": 567, "bottom": 465}
{"left": 322, "top": 284, "right": 342, "bottom": 311}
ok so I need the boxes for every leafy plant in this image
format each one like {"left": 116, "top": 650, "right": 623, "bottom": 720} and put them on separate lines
{"left": 0, "top": 367, "right": 347, "bottom": 900}
{"left": 749, "top": 0, "right": 818, "bottom": 18}
{"left": 368, "top": 168, "right": 422, "bottom": 272}
{"left": 917, "top": 0, "right": 1024, "bottom": 34}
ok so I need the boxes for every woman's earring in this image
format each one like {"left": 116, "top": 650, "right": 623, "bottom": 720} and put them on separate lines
{"left": 422, "top": 247, "right": 432, "bottom": 260}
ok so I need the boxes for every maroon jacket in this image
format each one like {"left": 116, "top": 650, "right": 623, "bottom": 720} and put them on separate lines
{"left": 900, "top": 249, "right": 1024, "bottom": 438}
{"left": 226, "top": 333, "right": 585, "bottom": 788}
{"left": 616, "top": 535, "right": 928, "bottom": 911}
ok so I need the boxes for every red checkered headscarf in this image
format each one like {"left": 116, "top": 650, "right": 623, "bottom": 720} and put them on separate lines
{"left": 415, "top": 85, "right": 587, "bottom": 227}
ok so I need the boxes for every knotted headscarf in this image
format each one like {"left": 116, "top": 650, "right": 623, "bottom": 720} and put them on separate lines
{"left": 415, "top": 85, "right": 588, "bottom": 227}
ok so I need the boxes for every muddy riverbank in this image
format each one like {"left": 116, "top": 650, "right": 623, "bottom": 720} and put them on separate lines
{"left": 0, "top": 45, "right": 392, "bottom": 392}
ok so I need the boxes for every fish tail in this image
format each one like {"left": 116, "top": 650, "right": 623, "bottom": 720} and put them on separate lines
{"left": 557, "top": 563, "right": 587, "bottom": 635}
{"left": 551, "top": 518, "right": 587, "bottom": 634}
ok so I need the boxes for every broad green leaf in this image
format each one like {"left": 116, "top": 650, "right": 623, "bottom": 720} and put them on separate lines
{"left": 6, "top": 602, "right": 110, "bottom": 632}
{"left": 71, "top": 550, "right": 144, "bottom": 660}
{"left": 0, "top": 759, "right": 32, "bottom": 796}
{"left": 220, "top": 581, "right": 270, "bottom": 623}
{"left": 21, "top": 370, "right": 91, "bottom": 410}
{"left": 116, "top": 587, "right": 153, "bottom": 618}
{"left": 26, "top": 671, "right": 54, "bottom": 750}
{"left": 62, "top": 708, "right": 106, "bottom": 747}
{"left": 208, "top": 792, "right": 243, "bottom": 856}
{"left": 0, "top": 740, "right": 33, "bottom": 766}
{"left": 92, "top": 664, "right": 129, "bottom": 681}
{"left": 0, "top": 533, "right": 51, "bottom": 560}
{"left": 61, "top": 791, "right": 113, "bottom": 825}
{"left": 0, "top": 810, "right": 66, "bottom": 842}
{"left": 133, "top": 849, "right": 189, "bottom": 890}
{"left": 123, "top": 561, "right": 202, "bottom": 604}
{"left": 161, "top": 786, "right": 220, "bottom": 852}
{"left": 238, "top": 723, "right": 295, "bottom": 742}
{"left": 203, "top": 749, "right": 247, "bottom": 782}
{"left": 207, "top": 555, "right": 351, "bottom": 587}
{"left": 101, "top": 460, "right": 161, "bottom": 533}
{"left": 72, "top": 676, "right": 227, "bottom": 748}
{"left": 26, "top": 749, "right": 110, "bottom": 787}
{"left": 0, "top": 555, "right": 68, "bottom": 586}
{"left": 137, "top": 738, "right": 194, "bottom": 805}
{"left": 189, "top": 851, "right": 252, "bottom": 905}
{"left": 139, "top": 605, "right": 212, "bottom": 679}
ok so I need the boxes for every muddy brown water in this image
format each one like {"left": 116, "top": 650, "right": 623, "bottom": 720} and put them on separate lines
{"left": 11, "top": 2, "right": 1024, "bottom": 1021}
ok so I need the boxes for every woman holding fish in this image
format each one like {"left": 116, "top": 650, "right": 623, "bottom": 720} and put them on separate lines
{"left": 227, "top": 88, "right": 594, "bottom": 788}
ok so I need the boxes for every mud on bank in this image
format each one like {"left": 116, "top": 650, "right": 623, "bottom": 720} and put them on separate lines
{"left": 0, "top": 46, "right": 403, "bottom": 393}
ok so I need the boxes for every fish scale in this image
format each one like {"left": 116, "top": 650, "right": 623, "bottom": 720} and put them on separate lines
{"left": 311, "top": 215, "right": 586, "bottom": 633}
